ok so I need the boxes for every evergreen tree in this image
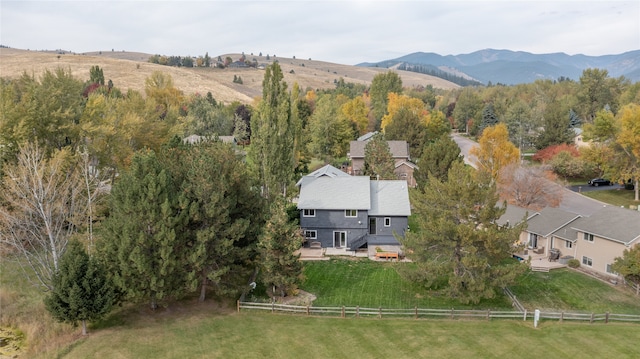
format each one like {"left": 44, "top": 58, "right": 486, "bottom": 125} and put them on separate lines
{"left": 402, "top": 162, "right": 527, "bottom": 304}
{"left": 384, "top": 106, "right": 427, "bottom": 159}
{"left": 258, "top": 199, "right": 304, "bottom": 298}
{"left": 249, "top": 62, "right": 294, "bottom": 198}
{"left": 535, "top": 99, "right": 574, "bottom": 149}
{"left": 162, "top": 140, "right": 264, "bottom": 301}
{"left": 480, "top": 103, "right": 499, "bottom": 134}
{"left": 362, "top": 134, "right": 396, "bottom": 180}
{"left": 45, "top": 240, "right": 114, "bottom": 335}
{"left": 569, "top": 109, "right": 582, "bottom": 128}
{"left": 99, "top": 150, "right": 184, "bottom": 309}
{"left": 414, "top": 134, "right": 463, "bottom": 190}
{"left": 89, "top": 65, "right": 105, "bottom": 85}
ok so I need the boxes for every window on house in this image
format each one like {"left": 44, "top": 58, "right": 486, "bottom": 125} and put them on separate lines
{"left": 606, "top": 264, "right": 617, "bottom": 275}
{"left": 384, "top": 217, "right": 391, "bottom": 227}
{"left": 303, "top": 209, "right": 315, "bottom": 217}
{"left": 345, "top": 209, "right": 358, "bottom": 217}
{"left": 304, "top": 230, "right": 317, "bottom": 240}
{"left": 583, "top": 233, "right": 594, "bottom": 242}
{"left": 528, "top": 233, "right": 538, "bottom": 248}
{"left": 565, "top": 241, "right": 573, "bottom": 249}
{"left": 582, "top": 256, "right": 593, "bottom": 266}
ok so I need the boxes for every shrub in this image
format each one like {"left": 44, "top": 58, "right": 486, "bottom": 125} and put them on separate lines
{"left": 567, "top": 259, "right": 580, "bottom": 268}
{"left": 532, "top": 144, "right": 579, "bottom": 163}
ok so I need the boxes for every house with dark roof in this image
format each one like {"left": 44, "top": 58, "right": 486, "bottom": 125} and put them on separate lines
{"left": 348, "top": 138, "right": 418, "bottom": 187}
{"left": 297, "top": 164, "right": 411, "bottom": 250}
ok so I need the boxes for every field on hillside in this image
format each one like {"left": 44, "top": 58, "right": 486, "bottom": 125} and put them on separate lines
{"left": 0, "top": 48, "right": 459, "bottom": 106}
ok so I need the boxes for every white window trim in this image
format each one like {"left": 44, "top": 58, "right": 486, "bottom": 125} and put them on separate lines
{"left": 583, "top": 232, "right": 594, "bottom": 243}
{"left": 565, "top": 240, "right": 573, "bottom": 249}
{"left": 333, "top": 231, "right": 347, "bottom": 248}
{"left": 303, "top": 209, "right": 315, "bottom": 217}
{"left": 345, "top": 209, "right": 358, "bottom": 218}
{"left": 384, "top": 217, "right": 391, "bottom": 227}
{"left": 582, "top": 256, "right": 593, "bottom": 267}
{"left": 304, "top": 230, "right": 317, "bottom": 240}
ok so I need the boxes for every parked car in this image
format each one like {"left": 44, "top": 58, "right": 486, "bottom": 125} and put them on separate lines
{"left": 588, "top": 178, "right": 611, "bottom": 186}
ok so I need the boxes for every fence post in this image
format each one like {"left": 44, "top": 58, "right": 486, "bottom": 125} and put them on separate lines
{"left": 237, "top": 300, "right": 240, "bottom": 313}
{"left": 523, "top": 309, "right": 527, "bottom": 321}
{"left": 356, "top": 306, "right": 360, "bottom": 318}
{"left": 379, "top": 307, "right": 382, "bottom": 319}
{"left": 590, "top": 313, "right": 594, "bottom": 324}
{"left": 342, "top": 306, "right": 345, "bottom": 318}
{"left": 450, "top": 308, "right": 454, "bottom": 320}
{"left": 415, "top": 306, "right": 418, "bottom": 320}
{"left": 605, "top": 312, "right": 609, "bottom": 324}
{"left": 271, "top": 299, "right": 275, "bottom": 313}
{"left": 560, "top": 312, "right": 563, "bottom": 323}
{"left": 306, "top": 305, "right": 310, "bottom": 316}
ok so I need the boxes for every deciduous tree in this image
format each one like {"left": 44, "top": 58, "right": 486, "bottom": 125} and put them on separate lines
{"left": 498, "top": 164, "right": 562, "bottom": 210}
{"left": 470, "top": 123, "right": 520, "bottom": 183}
{"left": 612, "top": 245, "right": 640, "bottom": 294}
{"left": 370, "top": 71, "right": 403, "bottom": 128}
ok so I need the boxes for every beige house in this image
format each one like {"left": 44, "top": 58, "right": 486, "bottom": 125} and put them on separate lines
{"left": 348, "top": 136, "right": 417, "bottom": 187}
{"left": 511, "top": 205, "right": 640, "bottom": 279}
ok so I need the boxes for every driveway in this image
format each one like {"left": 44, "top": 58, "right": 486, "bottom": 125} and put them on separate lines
{"left": 451, "top": 133, "right": 607, "bottom": 216}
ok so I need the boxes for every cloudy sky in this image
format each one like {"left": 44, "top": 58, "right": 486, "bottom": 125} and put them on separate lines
{"left": 2, "top": 1, "right": 638, "bottom": 64}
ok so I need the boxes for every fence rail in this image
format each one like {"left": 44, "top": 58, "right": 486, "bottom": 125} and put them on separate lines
{"left": 237, "top": 301, "right": 640, "bottom": 324}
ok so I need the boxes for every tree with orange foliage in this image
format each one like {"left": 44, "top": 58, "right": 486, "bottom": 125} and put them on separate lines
{"left": 470, "top": 123, "right": 520, "bottom": 183}
{"left": 532, "top": 143, "right": 580, "bottom": 163}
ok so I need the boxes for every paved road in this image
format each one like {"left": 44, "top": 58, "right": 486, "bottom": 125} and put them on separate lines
{"left": 451, "top": 133, "right": 607, "bottom": 216}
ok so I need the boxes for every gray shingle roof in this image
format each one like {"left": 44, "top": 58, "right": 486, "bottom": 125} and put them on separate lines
{"left": 570, "top": 206, "right": 640, "bottom": 245}
{"left": 357, "top": 132, "right": 379, "bottom": 141}
{"left": 295, "top": 164, "right": 349, "bottom": 186}
{"left": 369, "top": 180, "right": 411, "bottom": 216}
{"left": 297, "top": 176, "right": 371, "bottom": 210}
{"left": 297, "top": 171, "right": 411, "bottom": 215}
{"left": 526, "top": 207, "right": 581, "bottom": 237}
{"left": 497, "top": 204, "right": 534, "bottom": 227}
{"left": 349, "top": 140, "right": 410, "bottom": 159}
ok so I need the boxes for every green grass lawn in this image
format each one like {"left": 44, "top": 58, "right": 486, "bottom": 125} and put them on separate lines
{"left": 510, "top": 269, "right": 640, "bottom": 314}
{"left": 302, "top": 258, "right": 512, "bottom": 310}
{"left": 60, "top": 310, "right": 640, "bottom": 359}
{"left": 582, "top": 188, "right": 639, "bottom": 208}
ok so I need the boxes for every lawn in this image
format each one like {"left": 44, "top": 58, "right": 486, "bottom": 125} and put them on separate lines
{"left": 582, "top": 188, "right": 639, "bottom": 208}
{"left": 510, "top": 269, "right": 640, "bottom": 314}
{"left": 301, "top": 258, "right": 512, "bottom": 310}
{"left": 60, "top": 309, "right": 640, "bottom": 359}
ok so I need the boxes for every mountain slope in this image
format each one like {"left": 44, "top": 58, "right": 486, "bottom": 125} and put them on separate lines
{"left": 359, "top": 49, "right": 640, "bottom": 85}
{"left": 0, "top": 48, "right": 459, "bottom": 105}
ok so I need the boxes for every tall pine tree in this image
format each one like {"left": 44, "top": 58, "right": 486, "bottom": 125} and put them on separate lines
{"left": 258, "top": 199, "right": 304, "bottom": 298}
{"left": 45, "top": 240, "right": 114, "bottom": 335}
{"left": 362, "top": 134, "right": 396, "bottom": 180}
{"left": 402, "top": 162, "right": 527, "bottom": 304}
{"left": 99, "top": 150, "right": 185, "bottom": 309}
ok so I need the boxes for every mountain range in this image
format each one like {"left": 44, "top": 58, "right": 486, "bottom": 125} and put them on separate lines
{"left": 358, "top": 49, "right": 640, "bottom": 85}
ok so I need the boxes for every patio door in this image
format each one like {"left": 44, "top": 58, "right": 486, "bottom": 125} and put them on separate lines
{"left": 528, "top": 233, "right": 538, "bottom": 248}
{"left": 333, "top": 231, "right": 347, "bottom": 248}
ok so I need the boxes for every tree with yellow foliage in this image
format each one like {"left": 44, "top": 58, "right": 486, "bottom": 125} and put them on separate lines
{"left": 340, "top": 96, "right": 369, "bottom": 136}
{"left": 615, "top": 104, "right": 640, "bottom": 201}
{"left": 470, "top": 123, "right": 520, "bottom": 183}
{"left": 380, "top": 93, "right": 428, "bottom": 131}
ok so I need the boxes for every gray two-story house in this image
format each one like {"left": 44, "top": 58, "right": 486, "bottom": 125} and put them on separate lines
{"left": 297, "top": 165, "right": 411, "bottom": 250}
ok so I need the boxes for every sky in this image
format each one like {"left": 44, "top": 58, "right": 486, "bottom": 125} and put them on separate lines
{"left": 2, "top": 0, "right": 639, "bottom": 65}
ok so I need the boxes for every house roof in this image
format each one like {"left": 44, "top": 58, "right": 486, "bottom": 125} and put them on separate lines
{"left": 348, "top": 140, "right": 410, "bottom": 160}
{"left": 496, "top": 204, "right": 534, "bottom": 227}
{"left": 526, "top": 207, "right": 581, "bottom": 237}
{"left": 369, "top": 180, "right": 411, "bottom": 216}
{"left": 298, "top": 176, "right": 371, "bottom": 210}
{"left": 297, "top": 169, "right": 411, "bottom": 216}
{"left": 395, "top": 160, "right": 418, "bottom": 170}
{"left": 357, "top": 131, "right": 379, "bottom": 141}
{"left": 570, "top": 206, "right": 640, "bottom": 245}
{"left": 295, "top": 164, "right": 349, "bottom": 187}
